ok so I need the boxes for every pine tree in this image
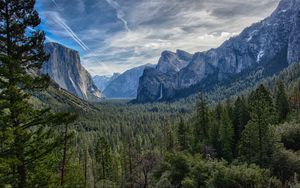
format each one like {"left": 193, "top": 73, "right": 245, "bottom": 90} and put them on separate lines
{"left": 95, "top": 136, "right": 113, "bottom": 181}
{"left": 218, "top": 109, "right": 234, "bottom": 162}
{"left": 177, "top": 118, "right": 189, "bottom": 151}
{"left": 194, "top": 93, "right": 209, "bottom": 145}
{"left": 239, "top": 85, "right": 276, "bottom": 167}
{"left": 208, "top": 103, "right": 222, "bottom": 156}
{"left": 275, "top": 80, "right": 290, "bottom": 123}
{"left": 0, "top": 1, "right": 75, "bottom": 187}
{"left": 60, "top": 114, "right": 77, "bottom": 187}
{"left": 232, "top": 96, "right": 250, "bottom": 157}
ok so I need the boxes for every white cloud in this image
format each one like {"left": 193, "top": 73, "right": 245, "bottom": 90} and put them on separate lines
{"left": 105, "top": 0, "right": 130, "bottom": 32}
{"left": 40, "top": 0, "right": 280, "bottom": 76}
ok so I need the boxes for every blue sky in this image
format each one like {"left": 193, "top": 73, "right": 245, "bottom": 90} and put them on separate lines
{"left": 36, "top": 0, "right": 280, "bottom": 76}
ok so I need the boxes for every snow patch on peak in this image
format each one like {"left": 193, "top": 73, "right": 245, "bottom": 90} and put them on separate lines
{"left": 257, "top": 49, "right": 264, "bottom": 62}
{"left": 246, "top": 30, "right": 258, "bottom": 42}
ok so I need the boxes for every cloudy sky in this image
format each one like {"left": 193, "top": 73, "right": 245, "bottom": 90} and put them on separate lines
{"left": 36, "top": 0, "right": 280, "bottom": 76}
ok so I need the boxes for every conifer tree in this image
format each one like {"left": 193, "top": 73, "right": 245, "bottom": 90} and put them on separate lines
{"left": 95, "top": 136, "right": 113, "bottom": 181}
{"left": 232, "top": 96, "right": 250, "bottom": 157}
{"left": 219, "top": 109, "right": 234, "bottom": 162}
{"left": 194, "top": 93, "right": 209, "bottom": 144}
{"left": 209, "top": 103, "right": 222, "bottom": 156}
{"left": 0, "top": 0, "right": 75, "bottom": 187}
{"left": 177, "top": 118, "right": 189, "bottom": 151}
{"left": 239, "top": 85, "right": 276, "bottom": 167}
{"left": 275, "top": 80, "right": 290, "bottom": 123}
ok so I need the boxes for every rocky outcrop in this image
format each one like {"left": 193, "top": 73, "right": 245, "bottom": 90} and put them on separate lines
{"left": 103, "top": 64, "right": 155, "bottom": 98}
{"left": 41, "top": 42, "right": 104, "bottom": 102}
{"left": 288, "top": 11, "right": 300, "bottom": 65}
{"left": 136, "top": 0, "right": 300, "bottom": 102}
{"left": 156, "top": 50, "right": 192, "bottom": 73}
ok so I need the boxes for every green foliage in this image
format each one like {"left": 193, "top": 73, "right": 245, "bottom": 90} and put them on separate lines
{"left": 275, "top": 81, "right": 290, "bottom": 123}
{"left": 194, "top": 93, "right": 210, "bottom": 145}
{"left": 239, "top": 85, "right": 277, "bottom": 167}
{"left": 95, "top": 136, "right": 113, "bottom": 181}
{"left": 219, "top": 109, "right": 234, "bottom": 162}
{"left": 277, "top": 122, "right": 300, "bottom": 151}
{"left": 177, "top": 118, "right": 190, "bottom": 151}
{"left": 154, "top": 152, "right": 280, "bottom": 188}
{"left": 232, "top": 96, "right": 250, "bottom": 156}
{"left": 271, "top": 147, "right": 300, "bottom": 184}
{"left": 208, "top": 163, "right": 281, "bottom": 188}
{"left": 167, "top": 152, "right": 190, "bottom": 186}
{"left": 0, "top": 0, "right": 76, "bottom": 187}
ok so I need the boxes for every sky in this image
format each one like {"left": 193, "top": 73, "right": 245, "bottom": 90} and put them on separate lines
{"left": 36, "top": 0, "right": 280, "bottom": 76}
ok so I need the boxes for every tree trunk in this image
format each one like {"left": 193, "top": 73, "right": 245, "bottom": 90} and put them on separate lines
{"left": 17, "top": 163, "right": 26, "bottom": 188}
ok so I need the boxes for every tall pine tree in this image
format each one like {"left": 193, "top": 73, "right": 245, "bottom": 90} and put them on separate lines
{"left": 239, "top": 85, "right": 276, "bottom": 167}
{"left": 218, "top": 108, "right": 234, "bottom": 162}
{"left": 208, "top": 103, "right": 222, "bottom": 156}
{"left": 177, "top": 118, "right": 189, "bottom": 151}
{"left": 232, "top": 96, "right": 250, "bottom": 157}
{"left": 95, "top": 136, "right": 113, "bottom": 181}
{"left": 193, "top": 92, "right": 209, "bottom": 149}
{"left": 0, "top": 0, "right": 75, "bottom": 187}
{"left": 275, "top": 80, "right": 290, "bottom": 123}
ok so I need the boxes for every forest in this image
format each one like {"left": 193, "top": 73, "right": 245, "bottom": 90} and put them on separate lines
{"left": 1, "top": 0, "right": 300, "bottom": 188}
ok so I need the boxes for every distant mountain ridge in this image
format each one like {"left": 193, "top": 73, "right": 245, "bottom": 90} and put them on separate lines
{"left": 93, "top": 64, "right": 155, "bottom": 99}
{"left": 93, "top": 73, "right": 120, "bottom": 91}
{"left": 41, "top": 42, "right": 104, "bottom": 102}
{"left": 136, "top": 0, "right": 300, "bottom": 102}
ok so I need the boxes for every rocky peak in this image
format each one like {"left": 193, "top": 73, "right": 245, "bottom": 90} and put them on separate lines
{"left": 156, "top": 50, "right": 192, "bottom": 73}
{"left": 41, "top": 42, "right": 104, "bottom": 101}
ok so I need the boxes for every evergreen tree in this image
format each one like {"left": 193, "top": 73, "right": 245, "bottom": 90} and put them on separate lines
{"left": 95, "top": 136, "right": 113, "bottom": 181}
{"left": 275, "top": 80, "right": 290, "bottom": 123}
{"left": 177, "top": 118, "right": 189, "bottom": 151}
{"left": 208, "top": 103, "right": 222, "bottom": 156}
{"left": 0, "top": 1, "right": 75, "bottom": 186}
{"left": 219, "top": 109, "right": 234, "bottom": 162}
{"left": 239, "top": 85, "right": 276, "bottom": 167}
{"left": 194, "top": 93, "right": 209, "bottom": 145}
{"left": 232, "top": 96, "right": 250, "bottom": 157}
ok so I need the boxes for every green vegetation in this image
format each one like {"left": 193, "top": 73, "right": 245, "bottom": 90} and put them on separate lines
{"left": 1, "top": 0, "right": 300, "bottom": 188}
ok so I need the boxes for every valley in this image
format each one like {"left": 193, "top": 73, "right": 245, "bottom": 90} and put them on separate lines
{"left": 1, "top": 0, "right": 300, "bottom": 187}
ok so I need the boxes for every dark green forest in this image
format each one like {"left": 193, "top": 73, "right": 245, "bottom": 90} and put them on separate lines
{"left": 1, "top": 0, "right": 300, "bottom": 188}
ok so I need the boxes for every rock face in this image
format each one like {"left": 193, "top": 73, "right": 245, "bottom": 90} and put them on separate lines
{"left": 156, "top": 50, "right": 192, "bottom": 73}
{"left": 103, "top": 64, "right": 155, "bottom": 98}
{"left": 93, "top": 73, "right": 120, "bottom": 91}
{"left": 41, "top": 42, "right": 104, "bottom": 102}
{"left": 137, "top": 0, "right": 300, "bottom": 102}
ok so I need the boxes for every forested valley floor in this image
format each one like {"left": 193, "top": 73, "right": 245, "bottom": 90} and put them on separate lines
{"left": 24, "top": 79, "right": 300, "bottom": 188}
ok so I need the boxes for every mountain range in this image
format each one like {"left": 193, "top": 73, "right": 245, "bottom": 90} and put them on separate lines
{"left": 39, "top": 0, "right": 300, "bottom": 104}
{"left": 93, "top": 64, "right": 155, "bottom": 98}
{"left": 93, "top": 73, "right": 120, "bottom": 91}
{"left": 136, "top": 0, "right": 300, "bottom": 102}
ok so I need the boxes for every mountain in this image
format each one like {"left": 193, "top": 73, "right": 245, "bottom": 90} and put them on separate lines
{"left": 156, "top": 50, "right": 193, "bottom": 73}
{"left": 93, "top": 73, "right": 120, "bottom": 91}
{"left": 103, "top": 64, "right": 155, "bottom": 98}
{"left": 136, "top": 0, "right": 300, "bottom": 102}
{"left": 41, "top": 42, "right": 104, "bottom": 102}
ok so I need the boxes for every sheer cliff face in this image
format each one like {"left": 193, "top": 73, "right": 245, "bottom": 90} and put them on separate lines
{"left": 41, "top": 42, "right": 104, "bottom": 102}
{"left": 137, "top": 0, "right": 300, "bottom": 102}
